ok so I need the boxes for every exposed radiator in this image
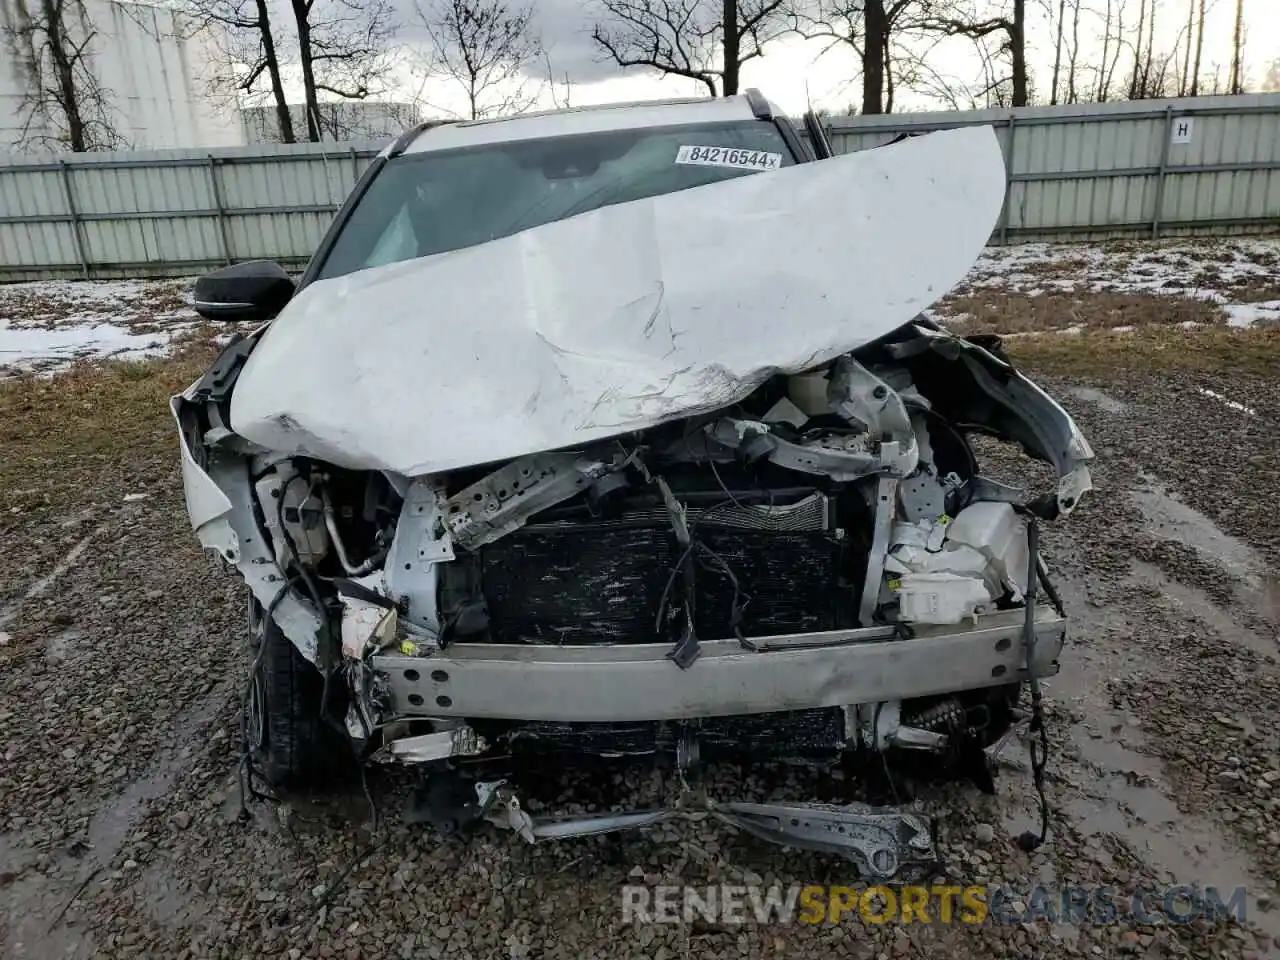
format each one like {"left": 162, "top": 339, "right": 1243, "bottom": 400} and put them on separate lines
{"left": 478, "top": 502, "right": 845, "bottom": 644}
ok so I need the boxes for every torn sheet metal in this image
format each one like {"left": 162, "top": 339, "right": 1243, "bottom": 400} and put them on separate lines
{"left": 444, "top": 450, "right": 624, "bottom": 550}
{"left": 229, "top": 126, "right": 1006, "bottom": 477}
{"left": 172, "top": 397, "right": 324, "bottom": 662}
{"left": 891, "top": 324, "right": 1094, "bottom": 517}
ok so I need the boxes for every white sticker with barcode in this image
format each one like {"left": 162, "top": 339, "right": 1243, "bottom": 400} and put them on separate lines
{"left": 675, "top": 145, "right": 782, "bottom": 171}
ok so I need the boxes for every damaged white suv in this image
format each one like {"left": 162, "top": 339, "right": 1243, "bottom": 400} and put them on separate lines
{"left": 174, "top": 92, "right": 1092, "bottom": 878}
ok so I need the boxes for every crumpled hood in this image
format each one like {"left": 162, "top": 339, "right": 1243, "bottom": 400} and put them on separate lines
{"left": 229, "top": 125, "right": 1006, "bottom": 476}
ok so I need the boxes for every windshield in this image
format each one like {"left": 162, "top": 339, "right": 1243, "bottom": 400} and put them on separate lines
{"left": 315, "top": 120, "right": 796, "bottom": 281}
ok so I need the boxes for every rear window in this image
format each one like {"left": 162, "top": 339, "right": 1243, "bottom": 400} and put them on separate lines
{"left": 316, "top": 120, "right": 796, "bottom": 281}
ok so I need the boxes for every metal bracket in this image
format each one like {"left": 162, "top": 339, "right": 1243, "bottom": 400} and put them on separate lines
{"left": 714, "top": 802, "right": 937, "bottom": 879}
{"left": 384, "top": 479, "right": 450, "bottom": 632}
{"left": 859, "top": 476, "right": 899, "bottom": 625}
{"left": 376, "top": 724, "right": 488, "bottom": 763}
{"left": 466, "top": 783, "right": 938, "bottom": 880}
{"left": 477, "top": 781, "right": 536, "bottom": 842}
{"left": 444, "top": 451, "right": 621, "bottom": 550}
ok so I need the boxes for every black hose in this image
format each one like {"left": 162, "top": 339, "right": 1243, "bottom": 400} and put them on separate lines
{"left": 1016, "top": 518, "right": 1052, "bottom": 853}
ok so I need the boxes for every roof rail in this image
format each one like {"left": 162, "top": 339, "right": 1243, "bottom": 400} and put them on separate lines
{"left": 388, "top": 119, "right": 455, "bottom": 157}
{"left": 453, "top": 97, "right": 713, "bottom": 127}
{"left": 743, "top": 88, "right": 773, "bottom": 120}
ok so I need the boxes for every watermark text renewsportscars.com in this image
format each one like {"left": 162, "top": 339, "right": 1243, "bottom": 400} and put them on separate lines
{"left": 621, "top": 884, "right": 1250, "bottom": 926}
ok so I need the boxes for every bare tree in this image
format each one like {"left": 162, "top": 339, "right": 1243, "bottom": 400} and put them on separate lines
{"left": 414, "top": 0, "right": 541, "bottom": 119}
{"left": 1152, "top": 0, "right": 1162, "bottom": 83}
{"left": 1095, "top": 0, "right": 1112, "bottom": 100}
{"left": 1190, "top": 0, "right": 1205, "bottom": 95}
{"left": 1092, "top": 0, "right": 1128, "bottom": 101}
{"left": 1126, "top": 0, "right": 1145, "bottom": 99}
{"left": 183, "top": 0, "right": 295, "bottom": 142}
{"left": 1065, "top": 0, "right": 1080, "bottom": 101}
{"left": 1227, "top": 0, "right": 1244, "bottom": 94}
{"left": 788, "top": 0, "right": 930, "bottom": 115}
{"left": 1178, "top": 0, "right": 1192, "bottom": 94}
{"left": 292, "top": 0, "right": 396, "bottom": 141}
{"left": 543, "top": 49, "right": 574, "bottom": 109}
{"left": 1045, "top": 0, "right": 1065, "bottom": 104}
{"left": 1121, "top": 0, "right": 1170, "bottom": 99}
{"left": 899, "top": 40, "right": 980, "bottom": 109}
{"left": 591, "top": 0, "right": 786, "bottom": 97}
{"left": 919, "top": 0, "right": 1028, "bottom": 106}
{"left": 2, "top": 0, "right": 123, "bottom": 150}
{"left": 1264, "top": 58, "right": 1280, "bottom": 93}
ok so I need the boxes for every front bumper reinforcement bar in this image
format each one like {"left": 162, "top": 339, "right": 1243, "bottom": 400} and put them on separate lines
{"left": 377, "top": 606, "right": 1065, "bottom": 723}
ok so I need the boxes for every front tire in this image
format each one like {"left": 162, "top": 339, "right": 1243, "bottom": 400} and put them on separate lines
{"left": 246, "top": 597, "right": 348, "bottom": 786}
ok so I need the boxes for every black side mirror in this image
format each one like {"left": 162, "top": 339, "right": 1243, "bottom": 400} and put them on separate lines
{"left": 192, "top": 260, "right": 296, "bottom": 323}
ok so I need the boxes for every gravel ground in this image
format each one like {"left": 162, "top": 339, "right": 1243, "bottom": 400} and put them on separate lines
{"left": 1, "top": 306, "right": 1279, "bottom": 958}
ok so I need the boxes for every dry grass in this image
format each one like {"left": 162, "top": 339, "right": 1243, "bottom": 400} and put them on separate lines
{"left": 0, "top": 340, "right": 220, "bottom": 521}
{"left": 1220, "top": 279, "right": 1280, "bottom": 303}
{"left": 938, "top": 289, "right": 1226, "bottom": 334}
{"left": 0, "top": 279, "right": 192, "bottom": 331}
{"left": 1006, "top": 325, "right": 1280, "bottom": 379}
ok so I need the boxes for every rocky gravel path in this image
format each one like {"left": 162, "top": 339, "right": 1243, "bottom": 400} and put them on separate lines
{"left": 1, "top": 363, "right": 1278, "bottom": 960}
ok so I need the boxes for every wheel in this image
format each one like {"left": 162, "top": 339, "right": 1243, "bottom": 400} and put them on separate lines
{"left": 245, "top": 596, "right": 349, "bottom": 786}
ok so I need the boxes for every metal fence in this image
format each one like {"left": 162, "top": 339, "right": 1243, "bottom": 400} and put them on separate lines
{"left": 1, "top": 93, "right": 1278, "bottom": 281}
{"left": 823, "top": 93, "right": 1280, "bottom": 245}
{"left": 0, "top": 141, "right": 384, "bottom": 282}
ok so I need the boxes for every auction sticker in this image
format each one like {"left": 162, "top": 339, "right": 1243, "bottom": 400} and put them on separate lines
{"left": 675, "top": 145, "right": 782, "bottom": 171}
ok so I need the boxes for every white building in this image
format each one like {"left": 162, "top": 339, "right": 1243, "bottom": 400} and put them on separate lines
{"left": 0, "top": 0, "right": 244, "bottom": 152}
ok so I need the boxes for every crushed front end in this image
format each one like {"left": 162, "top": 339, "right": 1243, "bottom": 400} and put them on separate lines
{"left": 173, "top": 318, "right": 1091, "bottom": 879}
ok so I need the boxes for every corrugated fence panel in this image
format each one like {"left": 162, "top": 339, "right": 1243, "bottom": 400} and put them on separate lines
{"left": 0, "top": 139, "right": 384, "bottom": 280}
{"left": 226, "top": 211, "right": 334, "bottom": 266}
{"left": 825, "top": 94, "right": 1280, "bottom": 243}
{"left": 1, "top": 98, "right": 1277, "bottom": 280}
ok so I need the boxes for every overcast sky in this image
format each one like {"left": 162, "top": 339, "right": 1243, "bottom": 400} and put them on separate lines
{"left": 367, "top": 0, "right": 1279, "bottom": 117}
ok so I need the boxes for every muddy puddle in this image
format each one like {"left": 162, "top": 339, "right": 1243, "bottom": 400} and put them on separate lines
{"left": 1045, "top": 472, "right": 1280, "bottom": 944}
{"left": 1, "top": 681, "right": 231, "bottom": 959}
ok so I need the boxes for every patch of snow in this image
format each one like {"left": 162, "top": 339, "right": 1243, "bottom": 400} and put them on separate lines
{"left": 0, "top": 322, "right": 170, "bottom": 367}
{"left": 1223, "top": 301, "right": 1280, "bottom": 329}
{"left": 955, "top": 237, "right": 1280, "bottom": 329}
{"left": 0, "top": 277, "right": 201, "bottom": 378}
{"left": 1111, "top": 325, "right": 1136, "bottom": 333}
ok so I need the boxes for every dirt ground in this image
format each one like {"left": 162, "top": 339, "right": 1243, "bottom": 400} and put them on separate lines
{"left": 2, "top": 258, "right": 1280, "bottom": 959}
